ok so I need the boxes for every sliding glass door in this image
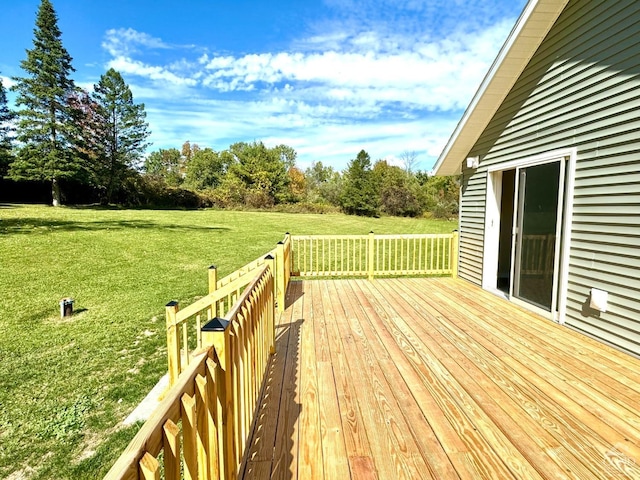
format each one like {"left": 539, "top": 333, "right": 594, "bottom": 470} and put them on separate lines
{"left": 513, "top": 160, "right": 565, "bottom": 312}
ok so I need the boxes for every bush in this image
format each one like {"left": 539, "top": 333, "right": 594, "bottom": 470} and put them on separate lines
{"left": 209, "top": 176, "right": 247, "bottom": 208}
{"left": 116, "top": 175, "right": 213, "bottom": 209}
{"left": 432, "top": 201, "right": 459, "bottom": 220}
{"left": 244, "top": 189, "right": 274, "bottom": 209}
{"left": 272, "top": 202, "right": 341, "bottom": 214}
{"left": 380, "top": 185, "right": 422, "bottom": 217}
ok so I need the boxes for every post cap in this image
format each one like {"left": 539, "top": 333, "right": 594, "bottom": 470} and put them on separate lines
{"left": 202, "top": 317, "right": 230, "bottom": 332}
{"left": 265, "top": 254, "right": 274, "bottom": 260}
{"left": 208, "top": 265, "right": 217, "bottom": 270}
{"left": 166, "top": 300, "right": 179, "bottom": 307}
{"left": 277, "top": 241, "right": 284, "bottom": 245}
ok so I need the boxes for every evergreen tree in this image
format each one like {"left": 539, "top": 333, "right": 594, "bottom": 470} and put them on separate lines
{"left": 340, "top": 150, "right": 379, "bottom": 216}
{"left": 0, "top": 76, "right": 15, "bottom": 177}
{"left": 9, "top": 0, "right": 79, "bottom": 206}
{"left": 92, "top": 68, "right": 150, "bottom": 203}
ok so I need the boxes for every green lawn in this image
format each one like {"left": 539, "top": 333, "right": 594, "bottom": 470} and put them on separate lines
{"left": 0, "top": 204, "right": 456, "bottom": 479}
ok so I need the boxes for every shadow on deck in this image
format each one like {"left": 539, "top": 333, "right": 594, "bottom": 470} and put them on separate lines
{"left": 241, "top": 277, "right": 640, "bottom": 480}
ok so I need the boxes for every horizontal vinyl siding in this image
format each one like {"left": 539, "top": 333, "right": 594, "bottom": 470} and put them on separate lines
{"left": 458, "top": 169, "right": 486, "bottom": 285}
{"left": 461, "top": 0, "right": 640, "bottom": 355}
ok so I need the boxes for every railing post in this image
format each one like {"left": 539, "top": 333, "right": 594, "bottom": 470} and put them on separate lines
{"left": 208, "top": 265, "right": 218, "bottom": 294}
{"left": 201, "top": 318, "right": 236, "bottom": 480}
{"left": 165, "top": 301, "right": 181, "bottom": 387}
{"left": 368, "top": 231, "right": 375, "bottom": 281}
{"left": 451, "top": 230, "right": 459, "bottom": 278}
{"left": 208, "top": 265, "right": 219, "bottom": 319}
{"left": 265, "top": 254, "right": 277, "bottom": 353}
{"left": 284, "top": 232, "right": 291, "bottom": 285}
{"left": 287, "top": 232, "right": 296, "bottom": 276}
{"left": 276, "top": 241, "right": 286, "bottom": 313}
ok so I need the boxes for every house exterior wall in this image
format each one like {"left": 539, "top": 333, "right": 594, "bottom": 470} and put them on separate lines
{"left": 459, "top": 0, "right": 640, "bottom": 356}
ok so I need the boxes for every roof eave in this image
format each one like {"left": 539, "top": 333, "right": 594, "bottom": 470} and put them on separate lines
{"left": 432, "top": 0, "right": 570, "bottom": 176}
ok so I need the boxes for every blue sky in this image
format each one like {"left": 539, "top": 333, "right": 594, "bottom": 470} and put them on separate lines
{"left": 0, "top": 0, "right": 528, "bottom": 172}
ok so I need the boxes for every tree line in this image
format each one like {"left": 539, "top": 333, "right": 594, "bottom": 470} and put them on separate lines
{"left": 0, "top": 0, "right": 458, "bottom": 218}
{"left": 141, "top": 143, "right": 459, "bottom": 219}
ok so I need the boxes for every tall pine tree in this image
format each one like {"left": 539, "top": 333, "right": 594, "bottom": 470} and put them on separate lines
{"left": 340, "top": 150, "right": 379, "bottom": 216}
{"left": 9, "top": 0, "right": 79, "bottom": 206}
{"left": 0, "top": 75, "right": 14, "bottom": 177}
{"left": 92, "top": 68, "right": 150, "bottom": 204}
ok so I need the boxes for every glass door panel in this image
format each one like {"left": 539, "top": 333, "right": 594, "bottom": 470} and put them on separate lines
{"left": 513, "top": 161, "right": 561, "bottom": 311}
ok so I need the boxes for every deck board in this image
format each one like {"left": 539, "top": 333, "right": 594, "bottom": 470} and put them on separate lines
{"left": 241, "top": 278, "right": 640, "bottom": 479}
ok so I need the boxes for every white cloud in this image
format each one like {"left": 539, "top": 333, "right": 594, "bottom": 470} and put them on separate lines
{"left": 102, "top": 28, "right": 171, "bottom": 57}
{"left": 107, "top": 56, "right": 198, "bottom": 87}
{"left": 0, "top": 75, "right": 15, "bottom": 88}
{"left": 98, "top": 5, "right": 519, "bottom": 170}
{"left": 190, "top": 20, "right": 510, "bottom": 112}
{"left": 101, "top": 17, "right": 511, "bottom": 111}
{"left": 139, "top": 92, "right": 457, "bottom": 172}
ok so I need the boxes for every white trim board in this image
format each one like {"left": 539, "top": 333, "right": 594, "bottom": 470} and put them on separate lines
{"left": 482, "top": 147, "right": 576, "bottom": 324}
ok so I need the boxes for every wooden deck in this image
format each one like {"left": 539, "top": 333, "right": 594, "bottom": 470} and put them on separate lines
{"left": 240, "top": 278, "right": 640, "bottom": 479}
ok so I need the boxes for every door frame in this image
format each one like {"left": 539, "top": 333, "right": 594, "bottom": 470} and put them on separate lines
{"left": 483, "top": 148, "right": 576, "bottom": 323}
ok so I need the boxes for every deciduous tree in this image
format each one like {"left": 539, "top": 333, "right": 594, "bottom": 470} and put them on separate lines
{"left": 420, "top": 174, "right": 460, "bottom": 219}
{"left": 143, "top": 148, "right": 182, "bottom": 186}
{"left": 372, "top": 160, "right": 421, "bottom": 217}
{"left": 180, "top": 140, "right": 200, "bottom": 177}
{"left": 67, "top": 88, "right": 105, "bottom": 185}
{"left": 304, "top": 161, "right": 341, "bottom": 205}
{"left": 287, "top": 166, "right": 306, "bottom": 202}
{"left": 9, "top": 0, "right": 79, "bottom": 205}
{"left": 400, "top": 150, "right": 419, "bottom": 173}
{"left": 183, "top": 147, "right": 229, "bottom": 191}
{"left": 228, "top": 141, "right": 291, "bottom": 206}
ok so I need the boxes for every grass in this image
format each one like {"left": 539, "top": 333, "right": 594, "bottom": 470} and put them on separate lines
{"left": 0, "top": 204, "right": 456, "bottom": 479}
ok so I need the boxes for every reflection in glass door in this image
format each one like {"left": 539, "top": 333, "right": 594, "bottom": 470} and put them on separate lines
{"left": 513, "top": 161, "right": 563, "bottom": 311}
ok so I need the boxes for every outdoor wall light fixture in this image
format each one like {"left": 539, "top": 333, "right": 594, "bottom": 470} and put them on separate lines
{"left": 589, "top": 288, "right": 608, "bottom": 313}
{"left": 466, "top": 156, "right": 480, "bottom": 169}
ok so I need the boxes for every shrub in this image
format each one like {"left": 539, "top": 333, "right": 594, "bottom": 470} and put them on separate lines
{"left": 244, "top": 189, "right": 274, "bottom": 209}
{"left": 432, "top": 201, "right": 459, "bottom": 220}
{"left": 272, "top": 202, "right": 341, "bottom": 214}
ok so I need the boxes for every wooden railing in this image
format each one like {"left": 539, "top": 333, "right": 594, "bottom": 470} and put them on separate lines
{"left": 104, "top": 264, "right": 275, "bottom": 480}
{"left": 520, "top": 234, "right": 555, "bottom": 278}
{"left": 291, "top": 232, "right": 458, "bottom": 279}
{"left": 164, "top": 234, "right": 291, "bottom": 387}
{"left": 105, "top": 230, "right": 458, "bottom": 480}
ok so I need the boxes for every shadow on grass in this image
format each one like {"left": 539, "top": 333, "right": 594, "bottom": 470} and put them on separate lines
{"left": 0, "top": 218, "right": 230, "bottom": 235}
{"left": 67, "top": 204, "right": 212, "bottom": 212}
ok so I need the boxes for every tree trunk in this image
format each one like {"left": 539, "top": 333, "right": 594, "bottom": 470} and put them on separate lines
{"left": 52, "top": 177, "right": 61, "bottom": 206}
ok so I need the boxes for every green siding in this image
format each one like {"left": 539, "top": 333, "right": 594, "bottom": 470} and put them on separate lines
{"left": 459, "top": 0, "right": 640, "bottom": 355}
{"left": 459, "top": 170, "right": 486, "bottom": 284}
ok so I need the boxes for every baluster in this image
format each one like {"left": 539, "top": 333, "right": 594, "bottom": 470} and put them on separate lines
{"left": 163, "top": 420, "right": 181, "bottom": 480}
{"left": 181, "top": 393, "right": 198, "bottom": 480}
{"left": 139, "top": 452, "right": 160, "bottom": 480}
